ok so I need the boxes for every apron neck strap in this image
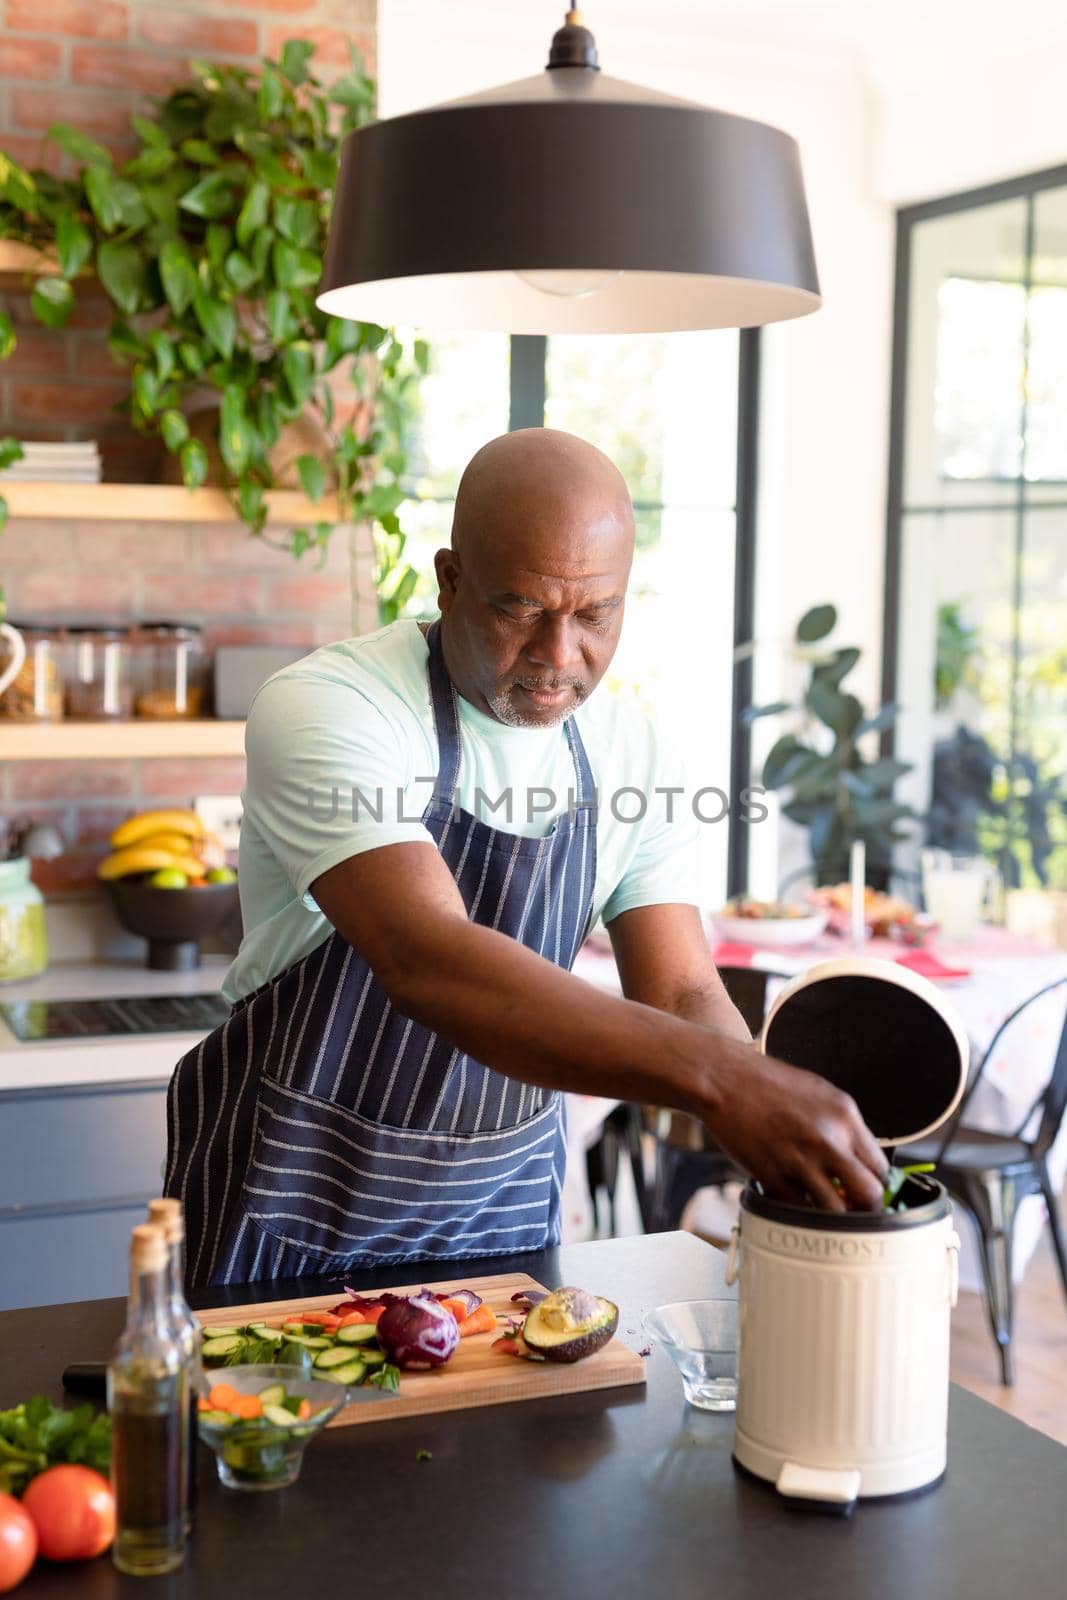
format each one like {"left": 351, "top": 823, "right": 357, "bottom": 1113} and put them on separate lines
{"left": 424, "top": 618, "right": 596, "bottom": 809}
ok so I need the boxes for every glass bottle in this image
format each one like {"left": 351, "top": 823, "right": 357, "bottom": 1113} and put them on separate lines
{"left": 147, "top": 1198, "right": 201, "bottom": 1534}
{"left": 108, "top": 1224, "right": 187, "bottom": 1577}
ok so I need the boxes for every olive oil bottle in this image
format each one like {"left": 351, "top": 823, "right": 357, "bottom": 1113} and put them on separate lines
{"left": 147, "top": 1198, "right": 201, "bottom": 1534}
{"left": 108, "top": 1224, "right": 187, "bottom": 1576}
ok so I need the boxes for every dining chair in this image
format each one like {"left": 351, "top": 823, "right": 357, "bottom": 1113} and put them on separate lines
{"left": 584, "top": 967, "right": 788, "bottom": 1237}
{"left": 899, "top": 974, "right": 1067, "bottom": 1385}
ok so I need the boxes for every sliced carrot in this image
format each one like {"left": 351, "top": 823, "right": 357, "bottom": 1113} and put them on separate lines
{"left": 197, "top": 1396, "right": 214, "bottom": 1412}
{"left": 299, "top": 1310, "right": 332, "bottom": 1325}
{"left": 208, "top": 1383, "right": 239, "bottom": 1410}
{"left": 492, "top": 1335, "right": 520, "bottom": 1356}
{"left": 457, "top": 1305, "right": 498, "bottom": 1337}
{"left": 298, "top": 1399, "right": 312, "bottom": 1420}
{"left": 360, "top": 1304, "right": 384, "bottom": 1326}
{"left": 438, "top": 1297, "right": 470, "bottom": 1323}
{"left": 338, "top": 1311, "right": 368, "bottom": 1327}
{"left": 229, "top": 1394, "right": 263, "bottom": 1419}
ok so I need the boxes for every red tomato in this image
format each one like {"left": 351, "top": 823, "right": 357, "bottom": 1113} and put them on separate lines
{"left": 0, "top": 1494, "right": 36, "bottom": 1593}
{"left": 22, "top": 1466, "right": 115, "bottom": 1563}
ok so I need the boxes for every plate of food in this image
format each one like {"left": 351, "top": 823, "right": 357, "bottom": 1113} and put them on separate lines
{"left": 711, "top": 898, "right": 828, "bottom": 948}
{"left": 806, "top": 884, "right": 932, "bottom": 944}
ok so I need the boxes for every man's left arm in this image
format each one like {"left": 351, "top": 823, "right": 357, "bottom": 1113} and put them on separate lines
{"left": 607, "top": 903, "right": 752, "bottom": 1040}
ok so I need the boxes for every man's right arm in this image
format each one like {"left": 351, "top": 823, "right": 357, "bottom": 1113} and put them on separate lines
{"left": 310, "top": 842, "right": 888, "bottom": 1212}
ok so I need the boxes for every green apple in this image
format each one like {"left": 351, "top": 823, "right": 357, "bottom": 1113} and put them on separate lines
{"left": 206, "top": 866, "right": 237, "bottom": 884}
{"left": 148, "top": 867, "right": 189, "bottom": 889}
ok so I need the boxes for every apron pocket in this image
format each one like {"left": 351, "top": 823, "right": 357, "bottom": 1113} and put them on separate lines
{"left": 239, "top": 1075, "right": 564, "bottom": 1269}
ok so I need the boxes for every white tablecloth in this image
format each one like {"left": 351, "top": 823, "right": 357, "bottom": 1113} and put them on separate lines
{"left": 567, "top": 927, "right": 1067, "bottom": 1288}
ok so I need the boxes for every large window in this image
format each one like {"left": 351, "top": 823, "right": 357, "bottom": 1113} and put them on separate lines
{"left": 885, "top": 168, "right": 1067, "bottom": 894}
{"left": 397, "top": 330, "right": 757, "bottom": 908}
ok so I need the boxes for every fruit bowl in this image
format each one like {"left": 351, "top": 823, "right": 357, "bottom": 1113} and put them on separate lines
{"left": 106, "top": 877, "right": 240, "bottom": 970}
{"left": 711, "top": 903, "right": 827, "bottom": 948}
{"left": 197, "top": 1365, "right": 348, "bottom": 1491}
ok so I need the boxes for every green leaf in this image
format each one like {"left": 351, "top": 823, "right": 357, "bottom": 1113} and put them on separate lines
{"left": 265, "top": 287, "right": 290, "bottom": 343}
{"left": 206, "top": 223, "right": 232, "bottom": 272}
{"left": 179, "top": 172, "right": 235, "bottom": 219}
{"left": 290, "top": 525, "right": 311, "bottom": 560}
{"left": 365, "top": 483, "right": 405, "bottom": 520}
{"left": 281, "top": 340, "right": 314, "bottom": 405}
{"left": 159, "top": 241, "right": 197, "bottom": 316}
{"left": 762, "top": 735, "right": 804, "bottom": 789}
{"left": 296, "top": 454, "right": 327, "bottom": 502}
{"left": 132, "top": 114, "right": 168, "bottom": 149}
{"left": 254, "top": 390, "right": 280, "bottom": 449}
{"left": 279, "top": 39, "right": 315, "bottom": 86}
{"left": 160, "top": 409, "right": 189, "bottom": 452}
{"left": 859, "top": 757, "right": 912, "bottom": 790}
{"left": 180, "top": 437, "right": 209, "bottom": 488}
{"left": 178, "top": 340, "right": 205, "bottom": 374}
{"left": 84, "top": 165, "right": 122, "bottom": 232}
{"left": 273, "top": 197, "right": 318, "bottom": 248}
{"left": 193, "top": 292, "right": 236, "bottom": 359}
{"left": 47, "top": 122, "right": 112, "bottom": 167}
{"left": 271, "top": 237, "right": 300, "bottom": 289}
{"left": 107, "top": 321, "right": 144, "bottom": 362}
{"left": 235, "top": 178, "right": 269, "bottom": 250}
{"left": 806, "top": 680, "right": 862, "bottom": 737}
{"left": 148, "top": 329, "right": 175, "bottom": 383}
{"left": 237, "top": 478, "right": 267, "bottom": 533}
{"left": 258, "top": 62, "right": 285, "bottom": 120}
{"left": 30, "top": 276, "right": 73, "bottom": 328}
{"left": 224, "top": 251, "right": 259, "bottom": 293}
{"left": 179, "top": 138, "right": 220, "bottom": 167}
{"left": 796, "top": 603, "right": 837, "bottom": 644}
{"left": 855, "top": 703, "right": 903, "bottom": 736}
{"left": 0, "top": 438, "right": 24, "bottom": 470}
{"left": 413, "top": 338, "right": 430, "bottom": 375}
{"left": 96, "top": 240, "right": 147, "bottom": 315}
{"left": 299, "top": 146, "right": 336, "bottom": 188}
{"left": 813, "top": 646, "right": 860, "bottom": 689}
{"left": 0, "top": 496, "right": 7, "bottom": 533}
{"left": 740, "top": 699, "right": 792, "bottom": 725}
{"left": 219, "top": 385, "right": 255, "bottom": 474}
{"left": 0, "top": 312, "right": 15, "bottom": 363}
{"left": 56, "top": 212, "right": 92, "bottom": 279}
{"left": 123, "top": 145, "right": 176, "bottom": 181}
{"left": 132, "top": 364, "right": 160, "bottom": 416}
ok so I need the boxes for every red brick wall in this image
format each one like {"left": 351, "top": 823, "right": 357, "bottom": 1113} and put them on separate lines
{"left": 0, "top": 0, "right": 377, "bottom": 475}
{"left": 0, "top": 2, "right": 379, "bottom": 901}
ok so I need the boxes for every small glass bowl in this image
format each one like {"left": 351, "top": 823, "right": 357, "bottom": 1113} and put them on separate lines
{"left": 642, "top": 1300, "right": 739, "bottom": 1412}
{"left": 197, "top": 1364, "right": 347, "bottom": 1491}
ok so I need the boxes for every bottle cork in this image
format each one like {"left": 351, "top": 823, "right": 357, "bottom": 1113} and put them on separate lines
{"left": 148, "top": 1198, "right": 184, "bottom": 1242}
{"left": 130, "top": 1224, "right": 168, "bottom": 1272}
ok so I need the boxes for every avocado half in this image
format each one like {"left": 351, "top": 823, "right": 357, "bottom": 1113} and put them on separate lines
{"left": 522, "top": 1286, "right": 619, "bottom": 1364}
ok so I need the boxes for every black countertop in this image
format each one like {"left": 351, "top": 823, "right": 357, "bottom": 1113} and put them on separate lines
{"left": 2, "top": 1231, "right": 1065, "bottom": 1599}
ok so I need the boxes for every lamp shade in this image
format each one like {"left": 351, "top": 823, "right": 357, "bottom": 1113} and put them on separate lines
{"left": 317, "top": 20, "right": 821, "bottom": 334}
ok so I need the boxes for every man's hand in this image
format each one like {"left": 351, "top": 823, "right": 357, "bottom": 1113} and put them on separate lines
{"left": 704, "top": 1043, "right": 888, "bottom": 1213}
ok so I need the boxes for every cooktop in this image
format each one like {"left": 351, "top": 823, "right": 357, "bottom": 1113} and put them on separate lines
{"left": 0, "top": 993, "right": 231, "bottom": 1042}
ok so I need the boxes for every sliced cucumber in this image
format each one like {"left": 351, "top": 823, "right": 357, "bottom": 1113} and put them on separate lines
{"left": 201, "top": 1326, "right": 241, "bottom": 1341}
{"left": 356, "top": 1347, "right": 386, "bottom": 1368}
{"left": 261, "top": 1403, "right": 300, "bottom": 1428}
{"left": 278, "top": 1332, "right": 330, "bottom": 1350}
{"left": 248, "top": 1324, "right": 285, "bottom": 1343}
{"left": 282, "top": 1321, "right": 307, "bottom": 1334}
{"left": 202, "top": 1334, "right": 245, "bottom": 1359}
{"left": 198, "top": 1408, "right": 235, "bottom": 1427}
{"left": 319, "top": 1359, "right": 364, "bottom": 1386}
{"left": 257, "top": 1383, "right": 286, "bottom": 1407}
{"left": 336, "top": 1322, "right": 379, "bottom": 1345}
{"left": 314, "top": 1345, "right": 358, "bottom": 1370}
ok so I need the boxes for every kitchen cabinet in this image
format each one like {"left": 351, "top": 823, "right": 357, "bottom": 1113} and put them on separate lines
{"left": 0, "top": 1078, "right": 169, "bottom": 1310}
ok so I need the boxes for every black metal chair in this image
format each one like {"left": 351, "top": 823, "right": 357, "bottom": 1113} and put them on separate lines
{"left": 899, "top": 975, "right": 1067, "bottom": 1385}
{"left": 584, "top": 967, "right": 787, "bottom": 1236}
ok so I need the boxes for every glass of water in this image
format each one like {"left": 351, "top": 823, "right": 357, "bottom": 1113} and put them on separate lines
{"left": 643, "top": 1300, "right": 739, "bottom": 1411}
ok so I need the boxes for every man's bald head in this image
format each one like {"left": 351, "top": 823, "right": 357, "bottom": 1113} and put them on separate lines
{"left": 434, "top": 429, "right": 634, "bottom": 728}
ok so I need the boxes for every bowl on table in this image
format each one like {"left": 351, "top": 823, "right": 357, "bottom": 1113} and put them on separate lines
{"left": 197, "top": 1365, "right": 349, "bottom": 1491}
{"left": 643, "top": 1300, "right": 739, "bottom": 1411}
{"left": 106, "top": 877, "right": 240, "bottom": 970}
{"left": 711, "top": 899, "right": 827, "bottom": 948}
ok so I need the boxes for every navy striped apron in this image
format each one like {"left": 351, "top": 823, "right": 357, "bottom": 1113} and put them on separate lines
{"left": 164, "top": 621, "right": 598, "bottom": 1288}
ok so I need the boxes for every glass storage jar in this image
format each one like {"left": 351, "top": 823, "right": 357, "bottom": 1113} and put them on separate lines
{"left": 0, "top": 857, "right": 48, "bottom": 982}
{"left": 133, "top": 623, "right": 206, "bottom": 719}
{"left": 64, "top": 624, "right": 133, "bottom": 720}
{"left": 0, "top": 623, "right": 64, "bottom": 721}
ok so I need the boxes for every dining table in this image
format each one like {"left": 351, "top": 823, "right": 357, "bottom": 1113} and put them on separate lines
{"left": 2, "top": 1230, "right": 1065, "bottom": 1598}
{"left": 569, "top": 924, "right": 1067, "bottom": 1287}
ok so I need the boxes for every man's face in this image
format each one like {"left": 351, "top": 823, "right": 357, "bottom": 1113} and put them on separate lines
{"left": 435, "top": 506, "right": 632, "bottom": 729}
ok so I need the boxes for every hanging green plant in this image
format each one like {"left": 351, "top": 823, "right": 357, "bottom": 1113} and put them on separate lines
{"left": 0, "top": 37, "right": 424, "bottom": 608}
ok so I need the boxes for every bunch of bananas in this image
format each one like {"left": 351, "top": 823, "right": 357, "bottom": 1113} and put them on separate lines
{"left": 97, "top": 810, "right": 236, "bottom": 889}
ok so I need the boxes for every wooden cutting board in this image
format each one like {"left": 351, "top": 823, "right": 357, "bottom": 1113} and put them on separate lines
{"left": 197, "top": 1271, "right": 647, "bottom": 1426}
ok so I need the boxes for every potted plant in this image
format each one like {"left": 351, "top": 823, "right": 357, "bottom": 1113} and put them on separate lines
{"left": 0, "top": 814, "right": 63, "bottom": 982}
{"left": 744, "top": 603, "right": 916, "bottom": 886}
{"left": 0, "top": 38, "right": 422, "bottom": 609}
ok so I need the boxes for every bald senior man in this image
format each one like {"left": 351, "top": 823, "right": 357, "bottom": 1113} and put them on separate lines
{"left": 166, "top": 428, "right": 887, "bottom": 1288}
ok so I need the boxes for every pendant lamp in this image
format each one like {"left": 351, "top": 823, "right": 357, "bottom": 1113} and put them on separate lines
{"left": 317, "top": 8, "right": 821, "bottom": 335}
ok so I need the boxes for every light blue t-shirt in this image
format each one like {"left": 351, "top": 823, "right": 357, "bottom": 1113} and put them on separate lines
{"left": 223, "top": 620, "right": 701, "bottom": 1002}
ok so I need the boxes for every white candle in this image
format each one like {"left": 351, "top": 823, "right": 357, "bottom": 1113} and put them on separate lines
{"left": 850, "top": 839, "right": 866, "bottom": 947}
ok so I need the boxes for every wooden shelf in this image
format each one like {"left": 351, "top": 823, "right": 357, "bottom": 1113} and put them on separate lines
{"left": 0, "top": 719, "right": 246, "bottom": 761}
{"left": 0, "top": 482, "right": 340, "bottom": 523}
{"left": 0, "top": 238, "right": 62, "bottom": 286}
